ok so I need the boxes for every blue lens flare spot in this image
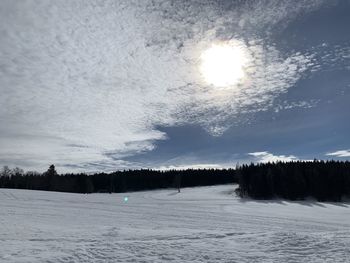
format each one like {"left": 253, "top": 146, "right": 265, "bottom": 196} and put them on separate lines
{"left": 124, "top": 196, "right": 128, "bottom": 202}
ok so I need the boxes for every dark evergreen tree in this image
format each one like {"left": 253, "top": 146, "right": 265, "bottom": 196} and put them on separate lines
{"left": 236, "top": 160, "right": 350, "bottom": 202}
{"left": 44, "top": 164, "right": 58, "bottom": 191}
{"left": 174, "top": 173, "right": 182, "bottom": 193}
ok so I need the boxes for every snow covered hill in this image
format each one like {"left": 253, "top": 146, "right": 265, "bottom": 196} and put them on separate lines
{"left": 1, "top": 185, "right": 350, "bottom": 262}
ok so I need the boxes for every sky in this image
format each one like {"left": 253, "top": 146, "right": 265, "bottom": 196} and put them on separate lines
{"left": 0, "top": 0, "right": 349, "bottom": 173}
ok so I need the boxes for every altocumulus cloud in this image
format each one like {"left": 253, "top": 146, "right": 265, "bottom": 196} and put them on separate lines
{"left": 248, "top": 152, "right": 299, "bottom": 163}
{"left": 326, "top": 150, "right": 350, "bottom": 158}
{"left": 0, "top": 0, "right": 342, "bottom": 172}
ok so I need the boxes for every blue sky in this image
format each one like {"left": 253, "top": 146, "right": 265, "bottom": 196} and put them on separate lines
{"left": 0, "top": 0, "right": 349, "bottom": 172}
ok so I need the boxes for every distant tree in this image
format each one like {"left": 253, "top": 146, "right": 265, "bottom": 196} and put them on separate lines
{"left": 13, "top": 167, "right": 24, "bottom": 176}
{"left": 44, "top": 164, "right": 58, "bottom": 191}
{"left": 47, "top": 165, "right": 57, "bottom": 176}
{"left": 76, "top": 174, "right": 94, "bottom": 193}
{"left": 1, "top": 166, "right": 236, "bottom": 194}
{"left": 174, "top": 173, "right": 182, "bottom": 193}
{"left": 85, "top": 176, "right": 94, "bottom": 193}
{"left": 1, "top": 166, "right": 12, "bottom": 177}
{"left": 236, "top": 160, "right": 350, "bottom": 202}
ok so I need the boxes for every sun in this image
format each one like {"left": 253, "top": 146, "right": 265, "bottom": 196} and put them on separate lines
{"left": 200, "top": 43, "right": 246, "bottom": 88}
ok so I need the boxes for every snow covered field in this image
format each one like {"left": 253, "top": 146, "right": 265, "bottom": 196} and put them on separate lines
{"left": 1, "top": 185, "right": 350, "bottom": 263}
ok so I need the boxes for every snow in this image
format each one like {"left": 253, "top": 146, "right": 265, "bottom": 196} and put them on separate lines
{"left": 1, "top": 185, "right": 350, "bottom": 262}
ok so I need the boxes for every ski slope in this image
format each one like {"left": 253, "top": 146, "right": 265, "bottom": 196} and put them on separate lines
{"left": 1, "top": 185, "right": 350, "bottom": 262}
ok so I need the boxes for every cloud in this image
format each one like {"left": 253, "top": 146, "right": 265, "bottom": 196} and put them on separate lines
{"left": 273, "top": 100, "right": 320, "bottom": 113}
{"left": 326, "top": 150, "right": 350, "bottom": 158}
{"left": 156, "top": 164, "right": 224, "bottom": 171}
{"left": 248, "top": 151, "right": 299, "bottom": 163}
{"left": 0, "top": 0, "right": 339, "bottom": 171}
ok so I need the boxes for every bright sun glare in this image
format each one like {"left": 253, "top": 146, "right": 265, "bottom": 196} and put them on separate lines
{"left": 200, "top": 44, "right": 246, "bottom": 88}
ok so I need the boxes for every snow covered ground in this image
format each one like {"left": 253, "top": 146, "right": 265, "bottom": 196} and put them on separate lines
{"left": 1, "top": 185, "right": 350, "bottom": 263}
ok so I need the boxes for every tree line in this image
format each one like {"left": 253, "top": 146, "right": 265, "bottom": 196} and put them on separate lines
{"left": 0, "top": 165, "right": 236, "bottom": 193}
{"left": 236, "top": 160, "right": 350, "bottom": 202}
{"left": 1, "top": 161, "right": 350, "bottom": 202}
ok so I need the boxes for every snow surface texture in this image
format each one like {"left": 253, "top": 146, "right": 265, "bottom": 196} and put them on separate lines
{"left": 1, "top": 185, "right": 350, "bottom": 262}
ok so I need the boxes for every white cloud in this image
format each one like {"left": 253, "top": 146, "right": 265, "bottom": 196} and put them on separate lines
{"left": 156, "top": 164, "right": 223, "bottom": 171}
{"left": 326, "top": 150, "right": 350, "bottom": 158}
{"left": 0, "top": 0, "right": 334, "bottom": 171}
{"left": 249, "top": 151, "right": 299, "bottom": 163}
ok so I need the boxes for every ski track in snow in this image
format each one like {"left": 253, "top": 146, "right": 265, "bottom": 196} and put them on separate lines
{"left": 0, "top": 185, "right": 350, "bottom": 263}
